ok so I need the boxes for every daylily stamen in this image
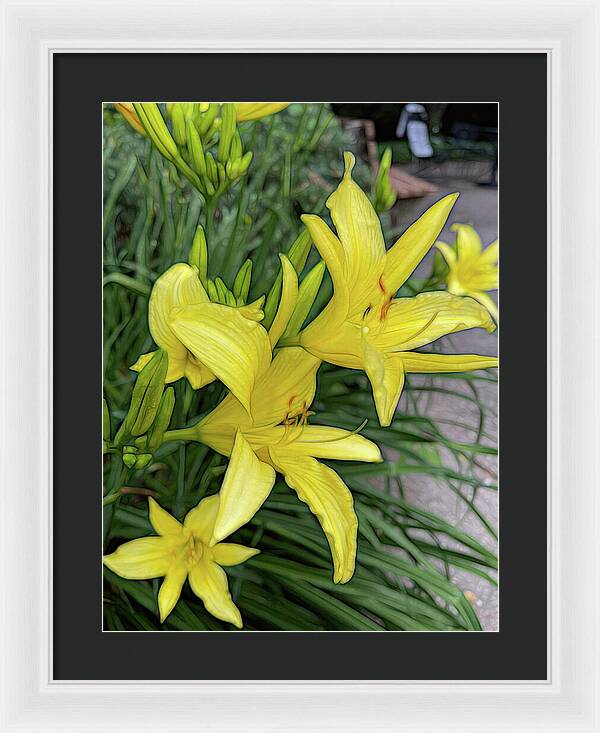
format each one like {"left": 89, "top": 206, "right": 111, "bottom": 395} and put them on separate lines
{"left": 298, "top": 151, "right": 498, "bottom": 426}
{"left": 192, "top": 347, "right": 383, "bottom": 584}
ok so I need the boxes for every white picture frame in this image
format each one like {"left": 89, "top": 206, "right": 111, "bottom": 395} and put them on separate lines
{"left": 1, "top": 0, "right": 598, "bottom": 730}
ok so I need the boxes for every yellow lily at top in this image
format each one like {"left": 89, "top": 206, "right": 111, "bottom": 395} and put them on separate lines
{"left": 297, "top": 152, "right": 498, "bottom": 427}
{"left": 114, "top": 102, "right": 146, "bottom": 135}
{"left": 436, "top": 223, "right": 499, "bottom": 322}
{"left": 115, "top": 101, "right": 288, "bottom": 133}
{"left": 233, "top": 103, "right": 289, "bottom": 121}
{"left": 131, "top": 262, "right": 271, "bottom": 415}
{"left": 104, "top": 495, "right": 259, "bottom": 627}
{"left": 169, "top": 346, "right": 382, "bottom": 585}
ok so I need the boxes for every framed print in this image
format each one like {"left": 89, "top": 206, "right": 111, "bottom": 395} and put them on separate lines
{"left": 1, "top": 0, "right": 599, "bottom": 731}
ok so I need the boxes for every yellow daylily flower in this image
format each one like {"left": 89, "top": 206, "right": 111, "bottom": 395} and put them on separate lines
{"left": 131, "top": 262, "right": 271, "bottom": 414}
{"left": 233, "top": 103, "right": 289, "bottom": 121}
{"left": 114, "top": 102, "right": 146, "bottom": 135}
{"left": 104, "top": 495, "right": 258, "bottom": 627}
{"left": 436, "top": 224, "right": 499, "bottom": 322}
{"left": 176, "top": 347, "right": 382, "bottom": 584}
{"left": 115, "top": 102, "right": 288, "bottom": 135}
{"left": 297, "top": 152, "right": 498, "bottom": 427}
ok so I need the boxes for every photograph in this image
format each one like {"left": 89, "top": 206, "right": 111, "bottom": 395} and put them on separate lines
{"left": 102, "top": 101, "right": 499, "bottom": 632}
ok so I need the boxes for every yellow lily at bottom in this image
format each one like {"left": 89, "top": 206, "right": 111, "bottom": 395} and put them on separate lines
{"left": 177, "top": 347, "right": 382, "bottom": 584}
{"left": 298, "top": 152, "right": 498, "bottom": 427}
{"left": 103, "top": 495, "right": 259, "bottom": 627}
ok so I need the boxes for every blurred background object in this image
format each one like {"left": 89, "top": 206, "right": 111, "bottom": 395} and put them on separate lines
{"left": 331, "top": 103, "right": 498, "bottom": 198}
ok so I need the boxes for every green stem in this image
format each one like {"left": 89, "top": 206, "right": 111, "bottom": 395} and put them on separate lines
{"left": 162, "top": 427, "right": 199, "bottom": 443}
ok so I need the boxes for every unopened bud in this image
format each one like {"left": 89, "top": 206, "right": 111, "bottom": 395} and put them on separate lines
{"left": 189, "top": 225, "right": 208, "bottom": 286}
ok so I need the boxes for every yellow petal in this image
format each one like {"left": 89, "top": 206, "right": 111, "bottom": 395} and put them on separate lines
{"left": 276, "top": 425, "right": 382, "bottom": 463}
{"left": 270, "top": 450, "right": 358, "bottom": 584}
{"left": 480, "top": 239, "right": 499, "bottom": 265}
{"left": 376, "top": 292, "right": 495, "bottom": 352}
{"left": 301, "top": 318, "right": 363, "bottom": 369}
{"left": 195, "top": 394, "right": 250, "bottom": 456}
{"left": 184, "top": 360, "right": 215, "bottom": 390}
{"left": 189, "top": 559, "right": 243, "bottom": 628}
{"left": 211, "top": 432, "right": 276, "bottom": 544}
{"left": 148, "top": 263, "right": 209, "bottom": 360}
{"left": 115, "top": 102, "right": 145, "bottom": 135}
{"left": 362, "top": 342, "right": 405, "bottom": 428}
{"left": 212, "top": 543, "right": 260, "bottom": 566}
{"left": 268, "top": 255, "right": 298, "bottom": 347}
{"left": 434, "top": 241, "right": 457, "bottom": 267}
{"left": 234, "top": 103, "right": 289, "bottom": 121}
{"left": 158, "top": 564, "right": 188, "bottom": 622}
{"left": 170, "top": 302, "right": 272, "bottom": 415}
{"left": 384, "top": 193, "right": 459, "bottom": 292}
{"left": 472, "top": 290, "right": 499, "bottom": 322}
{"left": 103, "top": 537, "right": 170, "bottom": 579}
{"left": 300, "top": 214, "right": 349, "bottom": 324}
{"left": 452, "top": 223, "right": 483, "bottom": 260}
{"left": 400, "top": 352, "right": 498, "bottom": 373}
{"left": 131, "top": 350, "right": 187, "bottom": 384}
{"left": 249, "top": 347, "right": 321, "bottom": 428}
{"left": 326, "top": 152, "right": 386, "bottom": 311}
{"left": 148, "top": 497, "right": 183, "bottom": 537}
{"left": 184, "top": 494, "right": 220, "bottom": 544}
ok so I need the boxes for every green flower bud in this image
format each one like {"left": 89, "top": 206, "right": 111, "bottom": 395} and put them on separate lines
{"left": 229, "top": 131, "right": 243, "bottom": 162}
{"left": 232, "top": 259, "right": 252, "bottom": 304}
{"left": 189, "top": 225, "right": 208, "bottom": 286}
{"left": 146, "top": 387, "right": 175, "bottom": 452}
{"left": 205, "top": 152, "right": 218, "bottom": 186}
{"left": 206, "top": 278, "right": 219, "bottom": 302}
{"left": 197, "top": 103, "right": 219, "bottom": 136}
{"left": 122, "top": 453, "right": 137, "bottom": 469}
{"left": 186, "top": 118, "right": 207, "bottom": 178}
{"left": 124, "top": 349, "right": 169, "bottom": 437}
{"left": 170, "top": 103, "right": 187, "bottom": 146}
{"left": 374, "top": 147, "right": 397, "bottom": 214}
{"left": 263, "top": 228, "right": 312, "bottom": 328}
{"left": 217, "top": 103, "right": 236, "bottom": 163}
{"left": 237, "top": 151, "right": 253, "bottom": 175}
{"left": 283, "top": 260, "right": 326, "bottom": 337}
{"left": 133, "top": 103, "right": 178, "bottom": 161}
{"left": 103, "top": 398, "right": 111, "bottom": 443}
{"left": 134, "top": 454, "right": 153, "bottom": 469}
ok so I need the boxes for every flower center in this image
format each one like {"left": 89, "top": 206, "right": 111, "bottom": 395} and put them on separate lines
{"left": 361, "top": 275, "right": 393, "bottom": 325}
{"left": 184, "top": 534, "right": 204, "bottom": 565}
{"left": 281, "top": 395, "right": 315, "bottom": 427}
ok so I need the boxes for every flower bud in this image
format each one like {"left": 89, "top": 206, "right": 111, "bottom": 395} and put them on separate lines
{"left": 217, "top": 103, "right": 236, "bottom": 163}
{"left": 124, "top": 349, "right": 169, "bottom": 437}
{"left": 189, "top": 225, "right": 208, "bottom": 286}
{"left": 133, "top": 103, "right": 178, "bottom": 162}
{"left": 170, "top": 103, "right": 187, "bottom": 146}
{"left": 283, "top": 260, "right": 326, "bottom": 337}
{"left": 233, "top": 259, "right": 252, "bottom": 304}
{"left": 263, "top": 228, "right": 312, "bottom": 328}
{"left": 374, "top": 147, "right": 397, "bottom": 214}
{"left": 146, "top": 387, "right": 175, "bottom": 452}
{"left": 134, "top": 453, "right": 153, "bottom": 469}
